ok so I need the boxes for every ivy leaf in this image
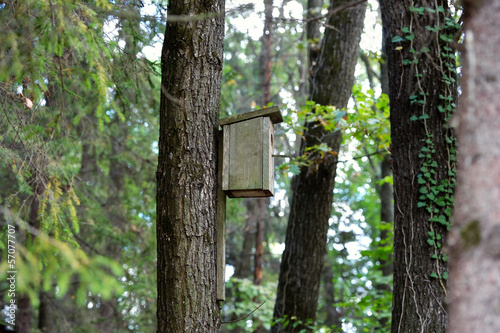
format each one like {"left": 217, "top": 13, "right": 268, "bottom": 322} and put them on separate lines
{"left": 392, "top": 36, "right": 405, "bottom": 43}
{"left": 405, "top": 33, "right": 415, "bottom": 41}
{"left": 289, "top": 164, "right": 300, "bottom": 175}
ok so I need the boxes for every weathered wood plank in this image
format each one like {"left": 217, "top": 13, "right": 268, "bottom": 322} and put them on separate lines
{"left": 216, "top": 130, "right": 226, "bottom": 301}
{"left": 228, "top": 117, "right": 263, "bottom": 190}
{"left": 262, "top": 117, "right": 273, "bottom": 195}
{"left": 219, "top": 106, "right": 283, "bottom": 126}
{"left": 222, "top": 126, "right": 230, "bottom": 192}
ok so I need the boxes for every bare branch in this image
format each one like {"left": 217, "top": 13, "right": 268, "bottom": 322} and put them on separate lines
{"left": 221, "top": 301, "right": 267, "bottom": 324}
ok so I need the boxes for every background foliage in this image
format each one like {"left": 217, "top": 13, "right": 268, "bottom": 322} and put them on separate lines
{"left": 0, "top": 0, "right": 409, "bottom": 331}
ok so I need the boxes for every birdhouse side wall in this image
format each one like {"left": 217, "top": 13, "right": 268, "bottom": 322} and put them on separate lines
{"left": 222, "top": 117, "right": 274, "bottom": 197}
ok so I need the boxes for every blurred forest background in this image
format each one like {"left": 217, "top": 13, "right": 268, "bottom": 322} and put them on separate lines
{"left": 0, "top": 0, "right": 462, "bottom": 332}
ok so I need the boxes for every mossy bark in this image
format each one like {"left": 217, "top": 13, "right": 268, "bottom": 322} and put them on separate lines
{"left": 449, "top": 1, "right": 500, "bottom": 332}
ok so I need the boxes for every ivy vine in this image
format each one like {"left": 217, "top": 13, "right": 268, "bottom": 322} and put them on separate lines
{"left": 392, "top": 2, "right": 461, "bottom": 291}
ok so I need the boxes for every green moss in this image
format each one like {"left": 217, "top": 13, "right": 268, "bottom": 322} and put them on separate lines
{"left": 460, "top": 220, "right": 481, "bottom": 249}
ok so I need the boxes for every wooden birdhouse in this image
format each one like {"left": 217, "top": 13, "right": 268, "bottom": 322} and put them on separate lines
{"left": 220, "top": 106, "right": 283, "bottom": 198}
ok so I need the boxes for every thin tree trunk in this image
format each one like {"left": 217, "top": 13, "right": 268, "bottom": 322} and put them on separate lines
{"left": 38, "top": 292, "right": 52, "bottom": 333}
{"left": 379, "top": 155, "right": 393, "bottom": 277}
{"left": 322, "top": 261, "right": 342, "bottom": 330}
{"left": 252, "top": 0, "right": 274, "bottom": 290}
{"left": 17, "top": 295, "right": 33, "bottom": 333}
{"left": 253, "top": 198, "right": 266, "bottom": 286}
{"left": 234, "top": 215, "right": 255, "bottom": 279}
{"left": 271, "top": 1, "right": 365, "bottom": 332}
{"left": 17, "top": 174, "right": 46, "bottom": 333}
{"left": 156, "top": 0, "right": 225, "bottom": 331}
{"left": 449, "top": 1, "right": 500, "bottom": 332}
{"left": 378, "top": 48, "right": 394, "bottom": 280}
{"left": 306, "top": 0, "right": 323, "bottom": 79}
{"left": 261, "top": 0, "right": 273, "bottom": 107}
{"left": 252, "top": 3, "right": 273, "bottom": 331}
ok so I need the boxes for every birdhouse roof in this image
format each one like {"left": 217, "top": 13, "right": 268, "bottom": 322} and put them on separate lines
{"left": 219, "top": 106, "right": 283, "bottom": 126}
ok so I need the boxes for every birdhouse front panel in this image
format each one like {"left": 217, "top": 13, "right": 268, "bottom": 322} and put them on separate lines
{"left": 222, "top": 116, "right": 274, "bottom": 198}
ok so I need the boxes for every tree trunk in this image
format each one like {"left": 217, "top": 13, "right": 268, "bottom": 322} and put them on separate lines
{"left": 448, "top": 1, "right": 500, "bottom": 332}
{"left": 253, "top": 198, "right": 266, "bottom": 286}
{"left": 306, "top": 0, "right": 323, "bottom": 78}
{"left": 252, "top": 0, "right": 274, "bottom": 290}
{"left": 233, "top": 211, "right": 255, "bottom": 279}
{"left": 233, "top": 214, "right": 255, "bottom": 278}
{"left": 378, "top": 53, "right": 394, "bottom": 279}
{"left": 271, "top": 1, "right": 365, "bottom": 332}
{"left": 379, "top": 155, "right": 394, "bottom": 276}
{"left": 38, "top": 292, "right": 53, "bottom": 333}
{"left": 16, "top": 171, "right": 47, "bottom": 333}
{"left": 156, "top": 0, "right": 225, "bottom": 331}
{"left": 379, "top": 1, "right": 458, "bottom": 331}
{"left": 17, "top": 295, "right": 32, "bottom": 333}
{"left": 322, "top": 261, "right": 342, "bottom": 330}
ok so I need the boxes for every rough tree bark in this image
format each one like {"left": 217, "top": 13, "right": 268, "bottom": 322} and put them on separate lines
{"left": 448, "top": 1, "right": 500, "bottom": 332}
{"left": 271, "top": 1, "right": 365, "bottom": 332}
{"left": 156, "top": 0, "right": 225, "bottom": 331}
{"left": 379, "top": 1, "right": 458, "bottom": 332}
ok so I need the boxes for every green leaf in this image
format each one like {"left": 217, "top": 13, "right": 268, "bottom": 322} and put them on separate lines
{"left": 440, "top": 34, "right": 453, "bottom": 43}
{"left": 392, "top": 36, "right": 405, "bottom": 43}
{"left": 405, "top": 33, "right": 415, "bottom": 41}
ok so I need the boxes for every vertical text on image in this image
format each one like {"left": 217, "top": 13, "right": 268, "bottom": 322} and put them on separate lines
{"left": 6, "top": 224, "right": 17, "bottom": 327}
